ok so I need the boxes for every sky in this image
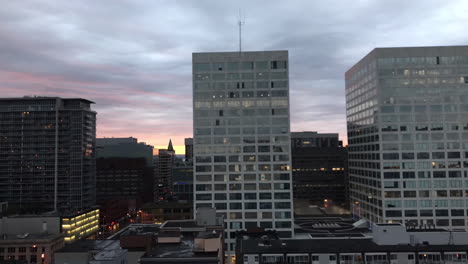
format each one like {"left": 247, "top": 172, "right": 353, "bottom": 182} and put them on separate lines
{"left": 1, "top": 1, "right": 467, "bottom": 154}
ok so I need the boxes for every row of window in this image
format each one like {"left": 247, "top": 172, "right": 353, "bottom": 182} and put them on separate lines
{"left": 194, "top": 90, "right": 288, "bottom": 100}
{"left": 196, "top": 164, "right": 290, "bottom": 172}
{"left": 381, "top": 104, "right": 468, "bottom": 113}
{"left": 195, "top": 136, "right": 289, "bottom": 145}
{"left": 383, "top": 151, "right": 465, "bottom": 159}
{"left": 383, "top": 161, "right": 465, "bottom": 170}
{"left": 383, "top": 170, "right": 467, "bottom": 179}
{"left": 194, "top": 71, "right": 287, "bottom": 81}
{"left": 194, "top": 146, "right": 289, "bottom": 155}
{"left": 380, "top": 112, "right": 466, "bottom": 122}
{"left": 195, "top": 127, "right": 288, "bottom": 135}
{"left": 384, "top": 179, "right": 465, "bottom": 188}
{"left": 195, "top": 183, "right": 290, "bottom": 191}
{"left": 196, "top": 201, "right": 291, "bottom": 209}
{"left": 194, "top": 81, "right": 287, "bottom": 90}
{"left": 197, "top": 192, "right": 290, "bottom": 201}
{"left": 194, "top": 98, "right": 289, "bottom": 110}
{"left": 196, "top": 155, "right": 289, "bottom": 163}
{"left": 193, "top": 61, "right": 287, "bottom": 72}
{"left": 382, "top": 142, "right": 468, "bottom": 151}
{"left": 382, "top": 124, "right": 468, "bottom": 132}
{"left": 196, "top": 173, "right": 290, "bottom": 182}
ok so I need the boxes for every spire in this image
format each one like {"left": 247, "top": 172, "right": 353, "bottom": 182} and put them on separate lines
{"left": 167, "top": 139, "right": 174, "bottom": 152}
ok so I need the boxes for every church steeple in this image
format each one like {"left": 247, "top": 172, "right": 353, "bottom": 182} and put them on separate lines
{"left": 167, "top": 139, "right": 174, "bottom": 152}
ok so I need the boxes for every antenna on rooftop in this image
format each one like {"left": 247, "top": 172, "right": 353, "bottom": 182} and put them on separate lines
{"left": 238, "top": 9, "right": 245, "bottom": 54}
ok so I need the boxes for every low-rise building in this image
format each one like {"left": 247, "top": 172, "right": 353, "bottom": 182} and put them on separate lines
{"left": 140, "top": 202, "right": 192, "bottom": 223}
{"left": 55, "top": 239, "right": 136, "bottom": 264}
{"left": 61, "top": 207, "right": 100, "bottom": 243}
{"left": 0, "top": 215, "right": 64, "bottom": 264}
{"left": 236, "top": 223, "right": 468, "bottom": 264}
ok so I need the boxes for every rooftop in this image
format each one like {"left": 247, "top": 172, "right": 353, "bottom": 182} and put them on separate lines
{"left": 0, "top": 233, "right": 63, "bottom": 243}
{"left": 238, "top": 238, "right": 468, "bottom": 254}
{"left": 57, "top": 240, "right": 120, "bottom": 253}
{"left": 0, "top": 96, "right": 95, "bottom": 104}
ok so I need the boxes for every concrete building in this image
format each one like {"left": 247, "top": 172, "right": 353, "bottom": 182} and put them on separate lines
{"left": 237, "top": 223, "right": 468, "bottom": 264}
{"left": 154, "top": 140, "right": 175, "bottom": 201}
{"left": 192, "top": 51, "right": 294, "bottom": 253}
{"left": 0, "top": 97, "right": 96, "bottom": 214}
{"left": 185, "top": 138, "right": 194, "bottom": 162}
{"left": 346, "top": 46, "right": 468, "bottom": 228}
{"left": 0, "top": 215, "right": 64, "bottom": 264}
{"left": 291, "top": 132, "right": 348, "bottom": 207}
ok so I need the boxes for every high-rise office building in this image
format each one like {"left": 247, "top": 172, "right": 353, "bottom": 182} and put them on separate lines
{"left": 291, "top": 132, "right": 348, "bottom": 207}
{"left": 346, "top": 46, "right": 468, "bottom": 228}
{"left": 192, "top": 51, "right": 294, "bottom": 251}
{"left": 0, "top": 97, "right": 96, "bottom": 214}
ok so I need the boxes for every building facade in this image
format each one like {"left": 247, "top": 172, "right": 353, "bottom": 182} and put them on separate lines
{"left": 0, "top": 216, "right": 65, "bottom": 264}
{"left": 61, "top": 207, "right": 100, "bottom": 243}
{"left": 236, "top": 224, "right": 468, "bottom": 264}
{"left": 0, "top": 97, "right": 96, "bottom": 214}
{"left": 291, "top": 132, "right": 348, "bottom": 207}
{"left": 172, "top": 159, "right": 194, "bottom": 202}
{"left": 185, "top": 137, "right": 194, "bottom": 162}
{"left": 192, "top": 51, "right": 294, "bottom": 252}
{"left": 154, "top": 140, "right": 175, "bottom": 201}
{"left": 346, "top": 46, "right": 468, "bottom": 228}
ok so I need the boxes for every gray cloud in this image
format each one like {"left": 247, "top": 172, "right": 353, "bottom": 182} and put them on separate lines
{"left": 1, "top": 0, "right": 467, "bottom": 147}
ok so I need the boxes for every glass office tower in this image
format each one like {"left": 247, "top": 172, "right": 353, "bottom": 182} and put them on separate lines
{"left": 346, "top": 46, "right": 468, "bottom": 229}
{"left": 192, "top": 51, "right": 294, "bottom": 251}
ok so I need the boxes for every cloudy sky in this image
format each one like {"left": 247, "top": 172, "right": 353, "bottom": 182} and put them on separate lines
{"left": 1, "top": 0, "right": 467, "bottom": 153}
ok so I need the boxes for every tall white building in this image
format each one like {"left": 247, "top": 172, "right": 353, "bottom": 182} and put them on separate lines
{"left": 192, "top": 51, "right": 294, "bottom": 252}
{"left": 346, "top": 46, "right": 468, "bottom": 229}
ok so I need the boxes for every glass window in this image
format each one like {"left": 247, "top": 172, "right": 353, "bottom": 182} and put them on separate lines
{"left": 227, "top": 62, "right": 239, "bottom": 71}
{"left": 241, "top": 62, "right": 254, "bottom": 70}
{"left": 255, "top": 61, "right": 268, "bottom": 70}
{"left": 194, "top": 63, "right": 211, "bottom": 72}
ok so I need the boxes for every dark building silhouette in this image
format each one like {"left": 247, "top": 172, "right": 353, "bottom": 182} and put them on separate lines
{"left": 291, "top": 132, "right": 348, "bottom": 207}
{"left": 184, "top": 137, "right": 193, "bottom": 162}
{"left": 95, "top": 137, "right": 154, "bottom": 227}
{"left": 155, "top": 140, "right": 175, "bottom": 201}
{"left": 172, "top": 159, "right": 193, "bottom": 202}
{"left": 0, "top": 97, "right": 96, "bottom": 214}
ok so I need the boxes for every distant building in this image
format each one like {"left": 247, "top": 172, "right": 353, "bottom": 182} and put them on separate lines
{"left": 61, "top": 207, "right": 100, "bottom": 243}
{"left": 0, "top": 215, "right": 65, "bottom": 264}
{"left": 154, "top": 140, "right": 175, "bottom": 201}
{"left": 346, "top": 46, "right": 468, "bottom": 228}
{"left": 96, "top": 138, "right": 154, "bottom": 228}
{"left": 140, "top": 202, "right": 193, "bottom": 223}
{"left": 96, "top": 137, "right": 153, "bottom": 166}
{"left": 0, "top": 97, "right": 96, "bottom": 214}
{"left": 184, "top": 138, "right": 193, "bottom": 161}
{"left": 237, "top": 223, "right": 468, "bottom": 264}
{"left": 291, "top": 132, "right": 348, "bottom": 207}
{"left": 172, "top": 159, "right": 194, "bottom": 202}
